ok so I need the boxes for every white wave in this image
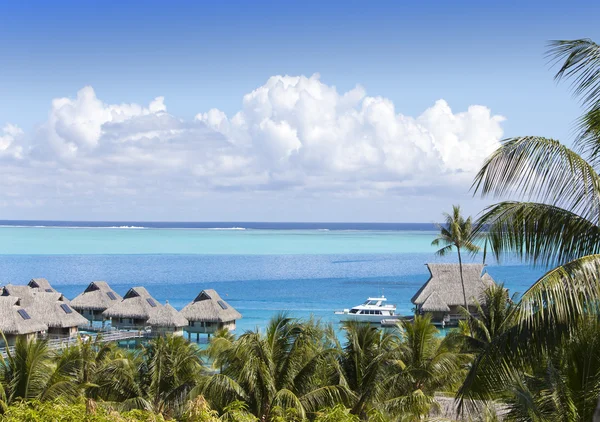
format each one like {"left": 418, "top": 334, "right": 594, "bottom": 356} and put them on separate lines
{"left": 206, "top": 227, "right": 246, "bottom": 230}
{"left": 317, "top": 229, "right": 330, "bottom": 231}
{"left": 107, "top": 226, "right": 146, "bottom": 229}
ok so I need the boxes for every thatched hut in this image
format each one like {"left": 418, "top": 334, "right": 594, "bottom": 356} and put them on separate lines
{"left": 102, "top": 287, "right": 162, "bottom": 329}
{"left": 70, "top": 281, "right": 122, "bottom": 324}
{"left": 0, "top": 297, "right": 48, "bottom": 346}
{"left": 411, "top": 263, "right": 496, "bottom": 324}
{"left": 146, "top": 301, "right": 188, "bottom": 337}
{"left": 431, "top": 395, "right": 508, "bottom": 420}
{"left": 2, "top": 284, "right": 33, "bottom": 299}
{"left": 27, "top": 293, "right": 88, "bottom": 338}
{"left": 28, "top": 278, "right": 56, "bottom": 292}
{"left": 181, "top": 289, "right": 241, "bottom": 338}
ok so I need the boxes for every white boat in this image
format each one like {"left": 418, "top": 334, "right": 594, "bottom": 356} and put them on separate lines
{"left": 334, "top": 296, "right": 398, "bottom": 323}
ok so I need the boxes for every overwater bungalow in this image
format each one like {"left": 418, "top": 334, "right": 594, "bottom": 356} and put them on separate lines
{"left": 411, "top": 263, "right": 496, "bottom": 325}
{"left": 0, "top": 296, "right": 48, "bottom": 346}
{"left": 71, "top": 281, "right": 122, "bottom": 324}
{"left": 181, "top": 289, "right": 241, "bottom": 338}
{"left": 27, "top": 293, "right": 88, "bottom": 338}
{"left": 102, "top": 286, "right": 162, "bottom": 329}
{"left": 146, "top": 301, "right": 188, "bottom": 337}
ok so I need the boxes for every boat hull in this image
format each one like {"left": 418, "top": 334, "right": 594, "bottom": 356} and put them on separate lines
{"left": 335, "top": 313, "right": 399, "bottom": 324}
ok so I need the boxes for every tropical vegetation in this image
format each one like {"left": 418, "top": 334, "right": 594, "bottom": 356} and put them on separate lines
{"left": 3, "top": 38, "right": 600, "bottom": 421}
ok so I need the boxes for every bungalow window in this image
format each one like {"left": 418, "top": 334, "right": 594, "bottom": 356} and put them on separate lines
{"left": 189, "top": 321, "right": 194, "bottom": 327}
{"left": 60, "top": 304, "right": 73, "bottom": 314}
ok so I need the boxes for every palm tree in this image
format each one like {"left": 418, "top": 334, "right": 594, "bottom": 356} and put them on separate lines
{"left": 140, "top": 335, "right": 204, "bottom": 417}
{"left": 454, "top": 284, "right": 518, "bottom": 354}
{"left": 338, "top": 321, "right": 397, "bottom": 419}
{"left": 457, "top": 38, "right": 600, "bottom": 414}
{"left": 198, "top": 315, "right": 350, "bottom": 420}
{"left": 338, "top": 316, "right": 465, "bottom": 420}
{"left": 381, "top": 315, "right": 466, "bottom": 419}
{"left": 0, "top": 336, "right": 79, "bottom": 408}
{"left": 432, "top": 205, "right": 480, "bottom": 311}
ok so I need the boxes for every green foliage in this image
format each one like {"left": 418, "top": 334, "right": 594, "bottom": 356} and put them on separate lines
{"left": 198, "top": 314, "right": 350, "bottom": 420}
{"left": 314, "top": 405, "right": 360, "bottom": 422}
{"left": 0, "top": 399, "right": 163, "bottom": 421}
{"left": 460, "top": 37, "right": 600, "bottom": 419}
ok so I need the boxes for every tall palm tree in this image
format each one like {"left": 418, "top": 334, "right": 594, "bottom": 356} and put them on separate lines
{"left": 458, "top": 38, "right": 600, "bottom": 414}
{"left": 432, "top": 205, "right": 480, "bottom": 311}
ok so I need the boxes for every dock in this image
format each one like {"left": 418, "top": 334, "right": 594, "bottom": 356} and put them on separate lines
{"left": 0, "top": 330, "right": 147, "bottom": 358}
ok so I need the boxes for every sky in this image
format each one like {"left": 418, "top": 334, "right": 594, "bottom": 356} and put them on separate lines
{"left": 0, "top": 0, "right": 599, "bottom": 222}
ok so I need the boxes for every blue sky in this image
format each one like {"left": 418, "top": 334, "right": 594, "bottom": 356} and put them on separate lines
{"left": 0, "top": 1, "right": 599, "bottom": 222}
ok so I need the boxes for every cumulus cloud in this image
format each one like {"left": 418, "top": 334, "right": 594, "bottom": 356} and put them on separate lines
{"left": 0, "top": 124, "right": 25, "bottom": 159}
{"left": 0, "top": 75, "right": 506, "bottom": 217}
{"left": 196, "top": 74, "right": 504, "bottom": 189}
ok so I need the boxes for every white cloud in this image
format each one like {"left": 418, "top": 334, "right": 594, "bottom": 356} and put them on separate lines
{"left": 0, "top": 124, "right": 25, "bottom": 159}
{"left": 195, "top": 74, "right": 504, "bottom": 188}
{"left": 0, "top": 75, "right": 505, "bottom": 218}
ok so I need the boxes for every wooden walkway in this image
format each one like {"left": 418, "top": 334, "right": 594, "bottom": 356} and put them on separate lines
{"left": 0, "top": 331, "right": 146, "bottom": 357}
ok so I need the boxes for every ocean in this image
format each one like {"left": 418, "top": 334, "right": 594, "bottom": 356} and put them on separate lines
{"left": 0, "top": 221, "right": 546, "bottom": 333}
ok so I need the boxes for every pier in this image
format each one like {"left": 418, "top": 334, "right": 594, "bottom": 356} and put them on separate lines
{"left": 0, "top": 330, "right": 147, "bottom": 357}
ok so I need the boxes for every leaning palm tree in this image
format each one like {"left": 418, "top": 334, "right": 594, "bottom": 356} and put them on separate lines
{"left": 458, "top": 38, "right": 600, "bottom": 414}
{"left": 432, "top": 205, "right": 480, "bottom": 311}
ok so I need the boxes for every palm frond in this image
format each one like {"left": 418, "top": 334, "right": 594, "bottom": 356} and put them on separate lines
{"left": 472, "top": 136, "right": 600, "bottom": 224}
{"left": 476, "top": 201, "right": 600, "bottom": 266}
{"left": 548, "top": 39, "right": 600, "bottom": 111}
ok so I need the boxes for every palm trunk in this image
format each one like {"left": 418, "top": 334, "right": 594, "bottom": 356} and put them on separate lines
{"left": 457, "top": 247, "right": 469, "bottom": 313}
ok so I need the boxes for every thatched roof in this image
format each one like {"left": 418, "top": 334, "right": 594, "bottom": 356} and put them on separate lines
{"left": 147, "top": 302, "right": 188, "bottom": 328}
{"left": 71, "top": 281, "right": 122, "bottom": 312}
{"left": 412, "top": 264, "right": 496, "bottom": 308}
{"left": 181, "top": 289, "right": 242, "bottom": 323}
{"left": 0, "top": 296, "right": 48, "bottom": 335}
{"left": 28, "top": 278, "right": 56, "bottom": 292}
{"left": 2, "top": 284, "right": 33, "bottom": 299}
{"left": 420, "top": 291, "right": 451, "bottom": 312}
{"left": 431, "top": 395, "right": 508, "bottom": 420}
{"left": 2, "top": 286, "right": 71, "bottom": 308}
{"left": 26, "top": 293, "right": 87, "bottom": 328}
{"left": 102, "top": 286, "right": 162, "bottom": 320}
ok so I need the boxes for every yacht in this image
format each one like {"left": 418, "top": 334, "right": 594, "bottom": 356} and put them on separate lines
{"left": 334, "top": 296, "right": 398, "bottom": 323}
